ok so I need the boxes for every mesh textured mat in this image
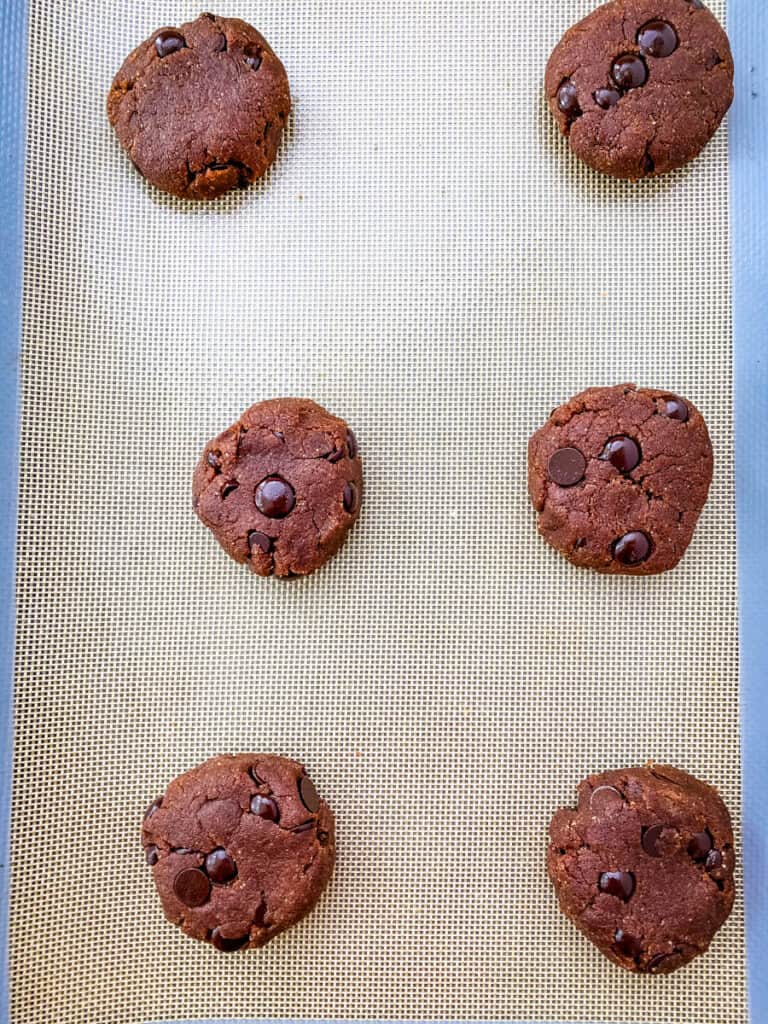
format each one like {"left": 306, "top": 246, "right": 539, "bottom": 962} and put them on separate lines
{"left": 10, "top": 1, "right": 746, "bottom": 1022}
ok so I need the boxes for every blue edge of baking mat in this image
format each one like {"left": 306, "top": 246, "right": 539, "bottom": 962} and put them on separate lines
{"left": 0, "top": 2, "right": 765, "bottom": 1023}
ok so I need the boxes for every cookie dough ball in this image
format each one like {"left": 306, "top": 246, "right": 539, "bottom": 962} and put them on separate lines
{"left": 528, "top": 384, "right": 713, "bottom": 575}
{"left": 545, "top": 0, "right": 733, "bottom": 179}
{"left": 193, "top": 398, "right": 363, "bottom": 578}
{"left": 142, "top": 754, "right": 336, "bottom": 950}
{"left": 108, "top": 13, "right": 290, "bottom": 200}
{"left": 548, "top": 763, "right": 735, "bottom": 973}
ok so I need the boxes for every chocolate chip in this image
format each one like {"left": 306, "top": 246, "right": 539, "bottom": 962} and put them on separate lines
{"left": 663, "top": 397, "right": 689, "bottom": 422}
{"left": 205, "top": 848, "right": 237, "bottom": 884}
{"left": 155, "top": 30, "right": 186, "bottom": 58}
{"left": 599, "top": 871, "right": 635, "bottom": 901}
{"left": 638, "top": 20, "right": 678, "bottom": 58}
{"left": 207, "top": 451, "right": 222, "bottom": 471}
{"left": 643, "top": 151, "right": 656, "bottom": 175}
{"left": 343, "top": 481, "right": 358, "bottom": 513}
{"left": 173, "top": 867, "right": 211, "bottom": 907}
{"left": 612, "top": 531, "right": 651, "bottom": 566}
{"left": 346, "top": 430, "right": 358, "bottom": 459}
{"left": 557, "top": 80, "right": 581, "bottom": 119}
{"left": 690, "top": 0, "right": 705, "bottom": 7}
{"left": 248, "top": 766, "right": 264, "bottom": 785}
{"left": 589, "top": 785, "right": 624, "bottom": 813}
{"left": 211, "top": 928, "right": 250, "bottom": 952}
{"left": 688, "top": 830, "right": 713, "bottom": 861}
{"left": 641, "top": 824, "right": 666, "bottom": 857}
{"left": 221, "top": 481, "right": 239, "bottom": 499}
{"left": 613, "top": 929, "right": 642, "bottom": 959}
{"left": 318, "top": 830, "right": 330, "bottom": 846}
{"left": 548, "top": 447, "right": 586, "bottom": 487}
{"left": 250, "top": 795, "right": 279, "bottom": 821}
{"left": 244, "top": 44, "right": 262, "bottom": 71}
{"left": 214, "top": 32, "right": 227, "bottom": 53}
{"left": 706, "top": 849, "right": 723, "bottom": 871}
{"left": 600, "top": 436, "right": 641, "bottom": 472}
{"left": 326, "top": 447, "right": 344, "bottom": 463}
{"left": 595, "top": 87, "right": 621, "bottom": 109}
{"left": 144, "top": 796, "right": 163, "bottom": 820}
{"left": 611, "top": 55, "right": 648, "bottom": 91}
{"left": 248, "top": 531, "right": 273, "bottom": 555}
{"left": 255, "top": 476, "right": 295, "bottom": 518}
{"left": 299, "top": 775, "right": 321, "bottom": 813}
{"left": 293, "top": 820, "right": 315, "bottom": 834}
{"left": 145, "top": 844, "right": 159, "bottom": 866}
{"left": 646, "top": 952, "right": 673, "bottom": 972}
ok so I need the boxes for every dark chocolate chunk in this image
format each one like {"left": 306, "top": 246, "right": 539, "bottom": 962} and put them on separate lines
{"left": 205, "top": 848, "right": 238, "bottom": 884}
{"left": 299, "top": 775, "right": 321, "bottom": 813}
{"left": 248, "top": 531, "right": 273, "bottom": 555}
{"left": 688, "top": 831, "right": 714, "bottom": 861}
{"left": 548, "top": 447, "right": 587, "bottom": 487}
{"left": 641, "top": 824, "right": 666, "bottom": 858}
{"left": 342, "top": 482, "right": 358, "bottom": 513}
{"left": 600, "top": 436, "right": 641, "bottom": 472}
{"left": 173, "top": 867, "right": 211, "bottom": 907}
{"left": 612, "top": 531, "right": 651, "bottom": 566}
{"left": 613, "top": 929, "right": 642, "bottom": 959}
{"left": 638, "top": 20, "right": 678, "bottom": 58}
{"left": 599, "top": 870, "right": 635, "bottom": 901}
{"left": 595, "top": 87, "right": 621, "bottom": 108}
{"left": 211, "top": 928, "right": 250, "bottom": 952}
{"left": 611, "top": 54, "right": 648, "bottom": 90}
{"left": 250, "top": 795, "right": 279, "bottom": 821}
{"left": 155, "top": 30, "right": 186, "bottom": 58}
{"left": 663, "top": 397, "right": 689, "bottom": 422}
{"left": 255, "top": 476, "right": 295, "bottom": 518}
{"left": 557, "top": 80, "right": 581, "bottom": 119}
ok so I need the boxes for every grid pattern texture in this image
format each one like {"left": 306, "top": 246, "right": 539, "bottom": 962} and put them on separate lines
{"left": 10, "top": 2, "right": 746, "bottom": 1022}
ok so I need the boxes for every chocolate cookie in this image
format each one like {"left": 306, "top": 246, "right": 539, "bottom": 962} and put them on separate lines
{"left": 548, "top": 763, "right": 735, "bottom": 973}
{"left": 142, "top": 754, "right": 336, "bottom": 951}
{"left": 193, "top": 398, "right": 363, "bottom": 578}
{"left": 545, "top": 0, "right": 733, "bottom": 179}
{"left": 528, "top": 384, "right": 713, "bottom": 575}
{"left": 108, "top": 13, "right": 290, "bottom": 200}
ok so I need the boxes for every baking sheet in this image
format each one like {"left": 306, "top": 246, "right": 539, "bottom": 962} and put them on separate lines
{"left": 9, "top": 1, "right": 747, "bottom": 1022}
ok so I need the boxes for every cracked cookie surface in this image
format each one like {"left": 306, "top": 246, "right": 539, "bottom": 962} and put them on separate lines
{"left": 548, "top": 763, "right": 735, "bottom": 973}
{"left": 545, "top": 0, "right": 733, "bottom": 179}
{"left": 193, "top": 397, "right": 363, "bottom": 578}
{"left": 108, "top": 13, "right": 290, "bottom": 200}
{"left": 142, "top": 753, "right": 336, "bottom": 950}
{"left": 528, "top": 384, "right": 713, "bottom": 575}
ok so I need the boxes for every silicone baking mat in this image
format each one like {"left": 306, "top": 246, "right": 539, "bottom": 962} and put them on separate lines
{"left": 2, "top": 0, "right": 765, "bottom": 1022}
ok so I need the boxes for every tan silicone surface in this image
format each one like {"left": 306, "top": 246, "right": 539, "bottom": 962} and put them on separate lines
{"left": 10, "top": 2, "right": 745, "bottom": 1022}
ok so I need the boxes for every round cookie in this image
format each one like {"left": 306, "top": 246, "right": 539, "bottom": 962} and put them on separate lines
{"left": 193, "top": 398, "right": 363, "bottom": 578}
{"left": 548, "top": 763, "right": 735, "bottom": 973}
{"left": 528, "top": 384, "right": 713, "bottom": 575}
{"left": 545, "top": 0, "right": 733, "bottom": 180}
{"left": 108, "top": 13, "right": 290, "bottom": 200}
{"left": 142, "top": 754, "right": 336, "bottom": 951}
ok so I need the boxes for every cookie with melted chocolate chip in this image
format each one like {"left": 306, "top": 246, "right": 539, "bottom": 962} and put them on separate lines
{"left": 545, "top": 0, "right": 733, "bottom": 179}
{"left": 193, "top": 398, "right": 363, "bottom": 578}
{"left": 528, "top": 384, "right": 713, "bottom": 575}
{"left": 142, "top": 754, "right": 336, "bottom": 951}
{"left": 108, "top": 13, "right": 290, "bottom": 200}
{"left": 548, "top": 763, "right": 735, "bottom": 973}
